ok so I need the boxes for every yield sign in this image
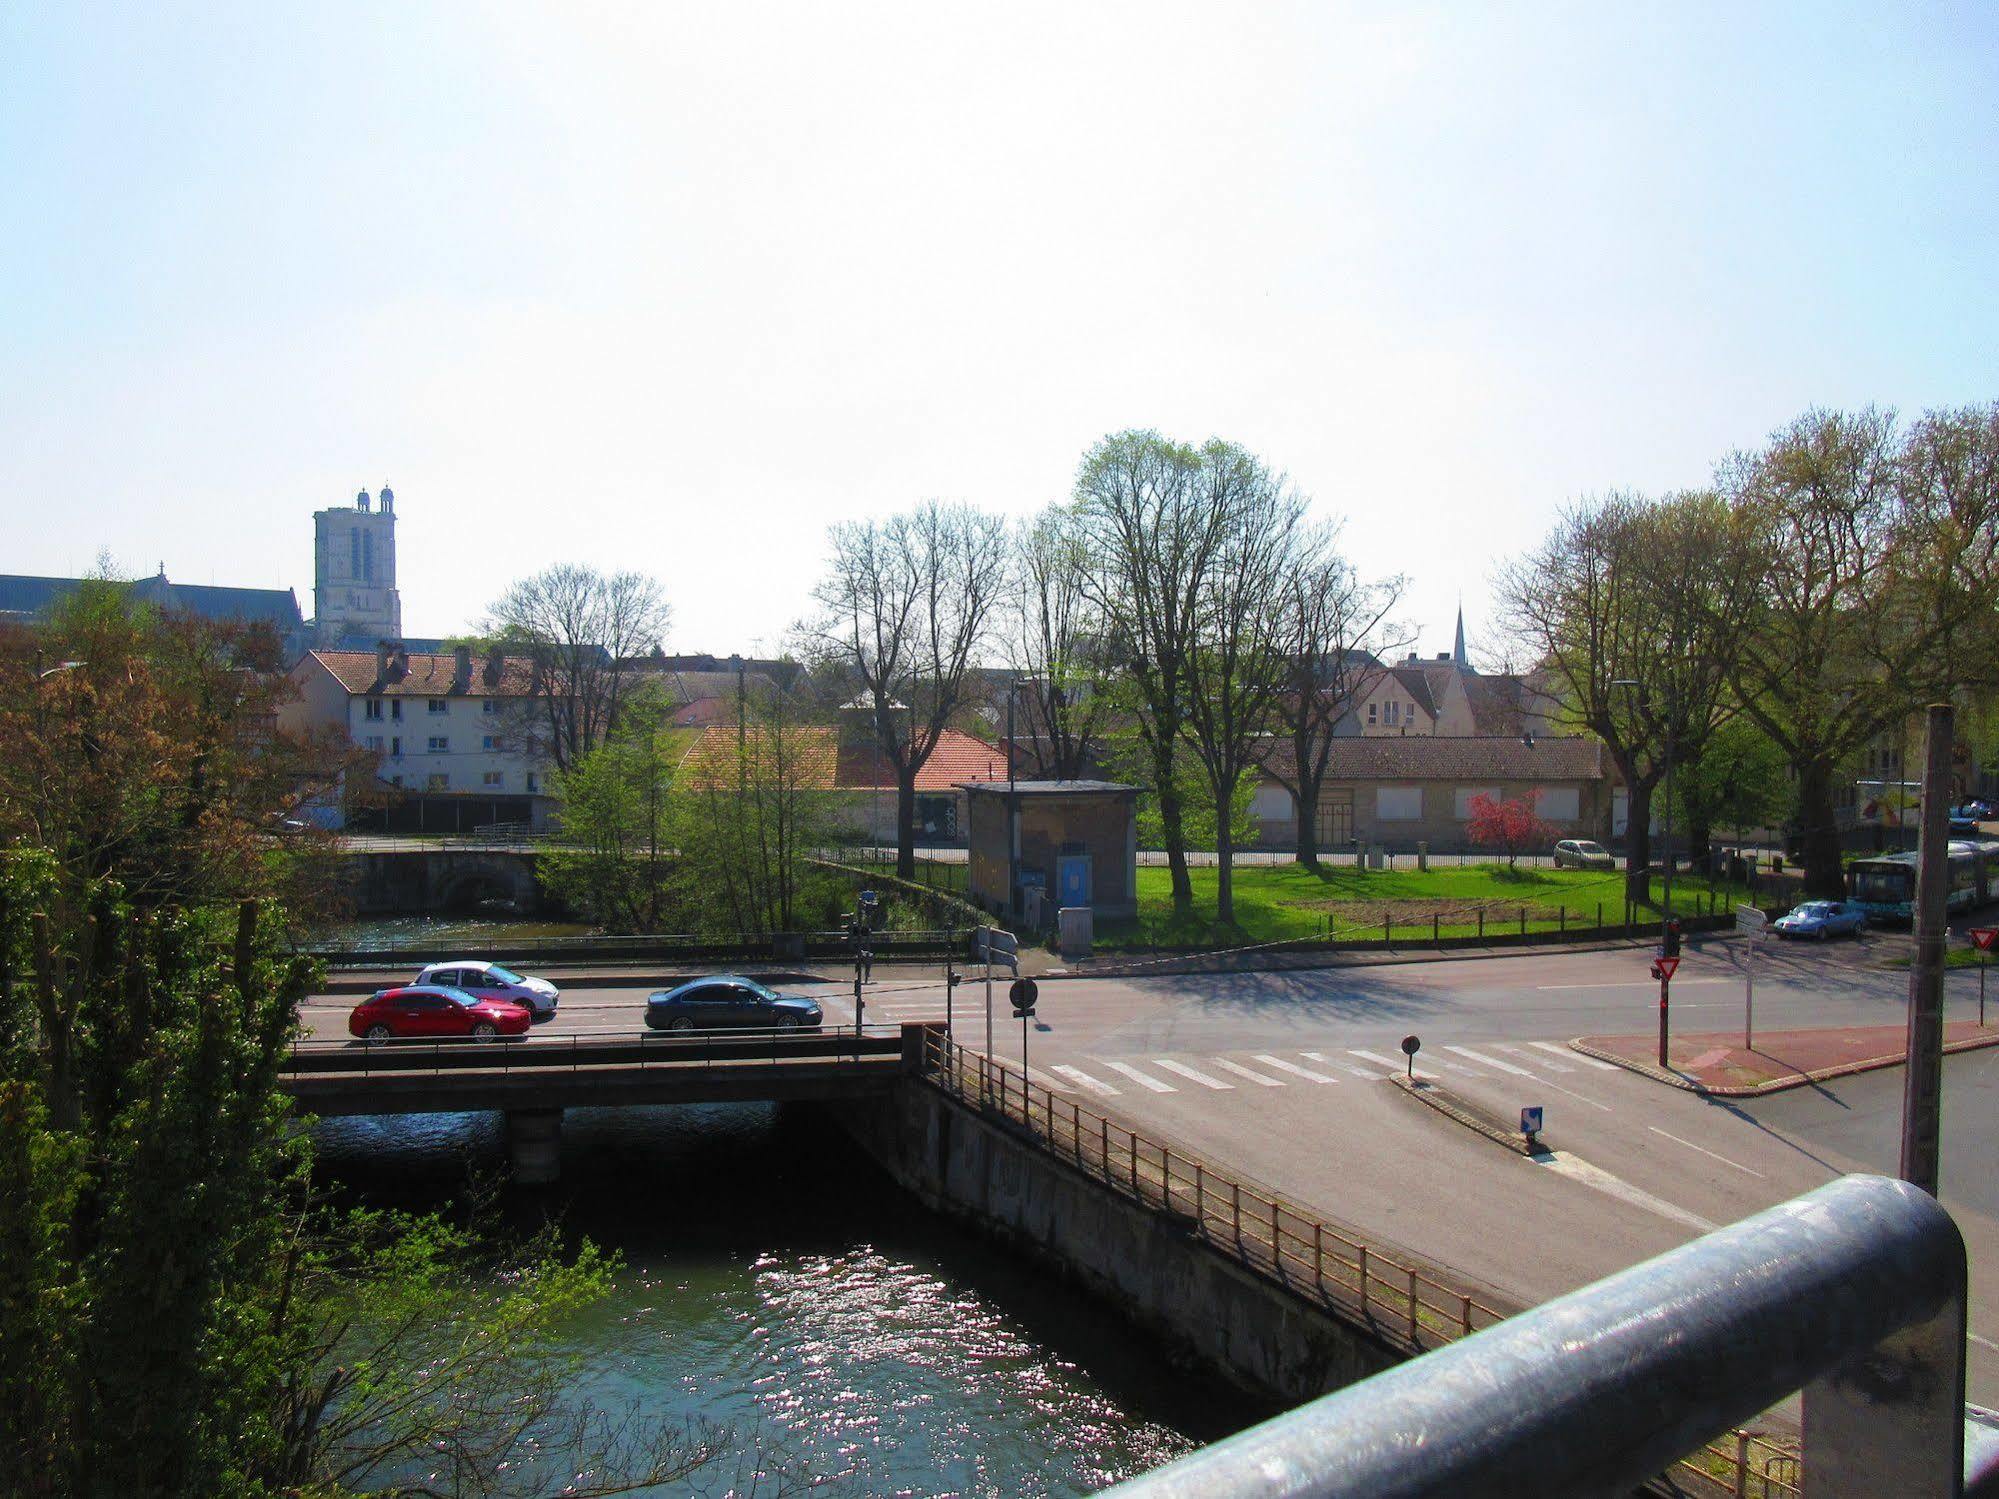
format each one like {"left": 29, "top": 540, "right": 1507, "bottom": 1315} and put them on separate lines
{"left": 1972, "top": 928, "right": 1999, "bottom": 952}
{"left": 1654, "top": 956, "right": 1681, "bottom": 982}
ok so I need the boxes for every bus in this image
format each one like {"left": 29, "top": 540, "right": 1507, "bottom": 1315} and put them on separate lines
{"left": 1846, "top": 839, "right": 1999, "bottom": 923}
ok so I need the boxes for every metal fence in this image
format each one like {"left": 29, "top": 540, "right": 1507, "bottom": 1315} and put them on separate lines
{"left": 918, "top": 1029, "right": 1818, "bottom": 1496}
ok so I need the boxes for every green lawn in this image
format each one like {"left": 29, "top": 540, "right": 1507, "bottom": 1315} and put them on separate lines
{"left": 1095, "top": 861, "right": 1741, "bottom": 952}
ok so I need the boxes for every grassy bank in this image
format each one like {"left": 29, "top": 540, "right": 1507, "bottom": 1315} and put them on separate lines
{"left": 1096, "top": 861, "right": 1742, "bottom": 952}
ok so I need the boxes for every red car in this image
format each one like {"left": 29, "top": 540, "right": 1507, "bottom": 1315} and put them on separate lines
{"left": 348, "top": 984, "right": 532, "bottom": 1041}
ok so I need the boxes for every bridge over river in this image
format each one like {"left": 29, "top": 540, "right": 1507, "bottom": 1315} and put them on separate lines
{"left": 280, "top": 1025, "right": 924, "bottom": 1179}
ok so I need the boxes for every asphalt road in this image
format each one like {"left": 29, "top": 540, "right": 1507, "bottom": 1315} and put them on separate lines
{"left": 300, "top": 932, "right": 1999, "bottom": 1404}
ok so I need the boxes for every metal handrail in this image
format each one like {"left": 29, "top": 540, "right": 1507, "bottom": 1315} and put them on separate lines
{"left": 283, "top": 1024, "right": 905, "bottom": 1080}
{"left": 1098, "top": 1173, "right": 1969, "bottom": 1499}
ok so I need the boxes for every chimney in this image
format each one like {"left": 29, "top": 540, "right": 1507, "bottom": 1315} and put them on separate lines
{"left": 454, "top": 645, "right": 473, "bottom": 690}
{"left": 376, "top": 640, "right": 392, "bottom": 682}
{"left": 1437, "top": 652, "right": 1451, "bottom": 662}
{"left": 389, "top": 644, "right": 409, "bottom": 681}
{"left": 482, "top": 647, "right": 504, "bottom": 687}
{"left": 1406, "top": 652, "right": 1419, "bottom": 664}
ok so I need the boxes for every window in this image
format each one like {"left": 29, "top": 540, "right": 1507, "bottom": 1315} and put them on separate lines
{"left": 390, "top": 736, "right": 401, "bottom": 758}
{"left": 482, "top": 771, "right": 504, "bottom": 787}
{"left": 428, "top": 699, "right": 448, "bottom": 714}
{"left": 364, "top": 735, "right": 384, "bottom": 754}
{"left": 1540, "top": 788, "right": 1581, "bottom": 821}
{"left": 363, "top": 698, "right": 383, "bottom": 721}
{"left": 526, "top": 773, "right": 539, "bottom": 793}
{"left": 391, "top": 700, "right": 403, "bottom": 720}
{"left": 1367, "top": 703, "right": 1378, "bottom": 725}
{"left": 482, "top": 699, "right": 499, "bottom": 715}
{"left": 428, "top": 736, "right": 449, "bottom": 753}
{"left": 1377, "top": 787, "right": 1422, "bottom": 821}
{"left": 349, "top": 531, "right": 360, "bottom": 578}
{"left": 427, "top": 773, "right": 449, "bottom": 791}
{"left": 482, "top": 734, "right": 503, "bottom": 752}
{"left": 1385, "top": 701, "right": 1399, "bottom": 727}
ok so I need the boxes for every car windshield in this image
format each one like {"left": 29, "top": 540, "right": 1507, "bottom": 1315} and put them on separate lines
{"left": 485, "top": 965, "right": 523, "bottom": 985}
{"left": 736, "top": 978, "right": 778, "bottom": 1000}
{"left": 1795, "top": 903, "right": 1835, "bottom": 918}
{"left": 1575, "top": 842, "right": 1605, "bottom": 856}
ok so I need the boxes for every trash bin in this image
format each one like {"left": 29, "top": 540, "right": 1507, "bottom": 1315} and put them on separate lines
{"left": 1058, "top": 906, "right": 1093, "bottom": 961}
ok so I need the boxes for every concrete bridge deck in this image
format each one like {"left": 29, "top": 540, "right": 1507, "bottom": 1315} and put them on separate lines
{"left": 281, "top": 1026, "right": 913, "bottom": 1117}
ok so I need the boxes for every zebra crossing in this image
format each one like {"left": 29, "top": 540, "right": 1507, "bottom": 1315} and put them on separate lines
{"left": 1027, "top": 1039, "right": 1619, "bottom": 1099}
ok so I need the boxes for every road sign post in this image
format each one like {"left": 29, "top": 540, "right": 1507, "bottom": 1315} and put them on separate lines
{"left": 1736, "top": 904, "right": 1768, "bottom": 1052}
{"left": 1400, "top": 1034, "right": 1421, "bottom": 1081}
{"left": 1011, "top": 977, "right": 1039, "bottom": 1084}
{"left": 1972, "top": 928, "right": 1997, "bottom": 1028}
{"left": 972, "top": 928, "right": 1020, "bottom": 1094}
{"left": 1649, "top": 954, "right": 1681, "bottom": 1068}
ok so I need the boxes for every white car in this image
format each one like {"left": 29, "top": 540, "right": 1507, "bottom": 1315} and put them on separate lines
{"left": 413, "top": 960, "right": 559, "bottom": 1021}
{"left": 1552, "top": 839, "right": 1616, "bottom": 870}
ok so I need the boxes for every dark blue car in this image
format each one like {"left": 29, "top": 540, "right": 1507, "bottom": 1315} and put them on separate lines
{"left": 644, "top": 975, "right": 823, "bottom": 1032}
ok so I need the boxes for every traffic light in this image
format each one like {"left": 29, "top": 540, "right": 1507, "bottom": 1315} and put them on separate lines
{"left": 1663, "top": 919, "right": 1682, "bottom": 958}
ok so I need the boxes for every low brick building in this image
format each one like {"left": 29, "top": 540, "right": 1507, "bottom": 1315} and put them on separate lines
{"left": 1251, "top": 736, "right": 1610, "bottom": 853}
{"left": 963, "top": 781, "right": 1141, "bottom": 919}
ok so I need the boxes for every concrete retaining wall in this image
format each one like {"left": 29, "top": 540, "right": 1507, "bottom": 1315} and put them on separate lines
{"left": 830, "top": 1081, "right": 1402, "bottom": 1407}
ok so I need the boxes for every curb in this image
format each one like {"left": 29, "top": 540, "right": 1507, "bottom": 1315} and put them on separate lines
{"left": 1044, "top": 935, "right": 1669, "bottom": 982}
{"left": 1568, "top": 1029, "right": 1999, "bottom": 1098}
{"left": 1390, "top": 1075, "right": 1542, "bottom": 1156}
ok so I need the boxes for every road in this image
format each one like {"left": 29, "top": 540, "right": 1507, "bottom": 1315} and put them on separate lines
{"left": 302, "top": 931, "right": 1999, "bottom": 1403}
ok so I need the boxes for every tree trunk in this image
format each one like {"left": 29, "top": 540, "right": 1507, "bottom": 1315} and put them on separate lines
{"left": 1794, "top": 755, "right": 1847, "bottom": 899}
{"left": 1151, "top": 739, "right": 1193, "bottom": 915}
{"left": 1216, "top": 784, "right": 1236, "bottom": 924}
{"left": 1624, "top": 775, "right": 1654, "bottom": 907}
{"left": 1293, "top": 751, "right": 1321, "bottom": 871}
{"left": 896, "top": 772, "right": 917, "bottom": 881}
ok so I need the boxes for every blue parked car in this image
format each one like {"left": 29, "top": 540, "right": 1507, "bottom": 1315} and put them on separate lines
{"left": 1773, "top": 901, "right": 1868, "bottom": 941}
{"left": 645, "top": 975, "right": 823, "bottom": 1032}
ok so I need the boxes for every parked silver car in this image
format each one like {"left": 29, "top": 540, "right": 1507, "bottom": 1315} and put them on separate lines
{"left": 412, "top": 959, "right": 559, "bottom": 1021}
{"left": 1552, "top": 839, "right": 1615, "bottom": 870}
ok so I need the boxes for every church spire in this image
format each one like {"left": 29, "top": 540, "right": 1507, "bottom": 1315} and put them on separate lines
{"left": 1452, "top": 604, "right": 1468, "bottom": 669}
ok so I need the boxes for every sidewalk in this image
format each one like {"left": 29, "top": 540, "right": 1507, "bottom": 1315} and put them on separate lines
{"left": 1574, "top": 1021, "right": 1999, "bottom": 1096}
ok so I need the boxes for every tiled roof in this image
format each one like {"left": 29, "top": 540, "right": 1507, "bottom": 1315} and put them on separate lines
{"left": 1385, "top": 666, "right": 1439, "bottom": 717}
{"left": 680, "top": 726, "right": 1009, "bottom": 791}
{"left": 1259, "top": 735, "right": 1603, "bottom": 783}
{"left": 0, "top": 572, "right": 304, "bottom": 632}
{"left": 303, "top": 648, "right": 539, "bottom": 697}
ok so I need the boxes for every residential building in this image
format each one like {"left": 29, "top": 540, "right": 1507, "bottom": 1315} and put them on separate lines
{"left": 284, "top": 642, "right": 553, "bottom": 833}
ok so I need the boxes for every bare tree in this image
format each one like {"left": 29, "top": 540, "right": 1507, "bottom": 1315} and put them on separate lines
{"left": 806, "top": 500, "right": 1008, "bottom": 879}
{"left": 485, "top": 565, "right": 672, "bottom": 773}
{"left": 1498, "top": 490, "right": 1759, "bottom": 904}
{"left": 1177, "top": 445, "right": 1310, "bottom": 923}
{"left": 1002, "top": 506, "right": 1112, "bottom": 780}
{"left": 1072, "top": 431, "right": 1236, "bottom": 917}
{"left": 1722, "top": 404, "right": 1999, "bottom": 896}
{"left": 1264, "top": 532, "right": 1405, "bottom": 870}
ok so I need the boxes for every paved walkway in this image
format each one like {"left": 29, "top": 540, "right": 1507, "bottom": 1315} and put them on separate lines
{"left": 1575, "top": 1020, "right": 1999, "bottom": 1095}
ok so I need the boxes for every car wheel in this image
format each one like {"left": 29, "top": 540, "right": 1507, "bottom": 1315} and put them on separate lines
{"left": 781, "top": 1014, "right": 804, "bottom": 1029}
{"left": 365, "top": 1023, "right": 392, "bottom": 1041}
{"left": 669, "top": 1017, "right": 694, "bottom": 1033}
{"left": 472, "top": 1021, "right": 498, "bottom": 1040}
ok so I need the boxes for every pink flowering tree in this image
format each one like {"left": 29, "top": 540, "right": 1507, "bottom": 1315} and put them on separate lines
{"left": 1465, "top": 790, "right": 1558, "bottom": 870}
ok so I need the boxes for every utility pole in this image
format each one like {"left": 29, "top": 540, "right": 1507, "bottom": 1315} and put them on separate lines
{"left": 1900, "top": 702, "right": 1953, "bottom": 1196}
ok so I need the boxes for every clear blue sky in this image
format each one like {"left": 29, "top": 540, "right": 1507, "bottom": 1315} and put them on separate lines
{"left": 3, "top": 3, "right": 1994, "bottom": 661}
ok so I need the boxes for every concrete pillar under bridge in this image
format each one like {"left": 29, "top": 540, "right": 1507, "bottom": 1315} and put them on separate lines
{"left": 506, "top": 1107, "right": 564, "bottom": 1184}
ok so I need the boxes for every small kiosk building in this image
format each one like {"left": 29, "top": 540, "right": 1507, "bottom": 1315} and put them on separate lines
{"left": 962, "top": 780, "right": 1142, "bottom": 921}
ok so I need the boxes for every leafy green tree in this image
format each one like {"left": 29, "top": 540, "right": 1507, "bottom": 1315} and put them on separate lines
{"left": 1663, "top": 716, "right": 1790, "bottom": 866}
{"left": 541, "top": 687, "right": 681, "bottom": 932}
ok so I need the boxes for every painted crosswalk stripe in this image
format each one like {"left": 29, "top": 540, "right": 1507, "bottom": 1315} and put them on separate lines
{"left": 1211, "top": 1058, "right": 1285, "bottom": 1087}
{"left": 1105, "top": 1060, "right": 1177, "bottom": 1093}
{"left": 1253, "top": 1054, "right": 1340, "bottom": 1084}
{"left": 1443, "top": 1044, "right": 1536, "bottom": 1077}
{"left": 1051, "top": 1064, "right": 1119, "bottom": 1097}
{"left": 1536, "top": 1041, "right": 1619, "bottom": 1071}
{"left": 1153, "top": 1059, "right": 1234, "bottom": 1090}
{"left": 1499, "top": 1043, "right": 1573, "bottom": 1074}
{"left": 1302, "top": 1050, "right": 1381, "bottom": 1079}
{"left": 1350, "top": 1048, "right": 1439, "bottom": 1080}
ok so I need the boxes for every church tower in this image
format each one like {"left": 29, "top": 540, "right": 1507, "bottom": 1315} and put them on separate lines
{"left": 312, "top": 485, "right": 402, "bottom": 646}
{"left": 1452, "top": 605, "right": 1469, "bottom": 670}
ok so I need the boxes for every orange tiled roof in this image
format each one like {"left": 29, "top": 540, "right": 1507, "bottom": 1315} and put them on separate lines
{"left": 681, "top": 725, "right": 1008, "bottom": 791}
{"left": 304, "top": 649, "right": 538, "bottom": 697}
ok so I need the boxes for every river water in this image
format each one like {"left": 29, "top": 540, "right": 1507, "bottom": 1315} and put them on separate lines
{"left": 312, "top": 1100, "right": 1261, "bottom": 1497}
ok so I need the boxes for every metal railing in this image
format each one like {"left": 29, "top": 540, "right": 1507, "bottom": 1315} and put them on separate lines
{"left": 918, "top": 1030, "right": 1510, "bottom": 1354}
{"left": 1097, "top": 1173, "right": 1974, "bottom": 1499}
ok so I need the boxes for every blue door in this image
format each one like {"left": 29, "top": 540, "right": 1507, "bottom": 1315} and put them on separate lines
{"left": 1058, "top": 855, "right": 1092, "bottom": 907}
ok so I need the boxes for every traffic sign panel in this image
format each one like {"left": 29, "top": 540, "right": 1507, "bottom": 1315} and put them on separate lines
{"left": 1972, "top": 928, "right": 1998, "bottom": 953}
{"left": 1735, "top": 904, "right": 1767, "bottom": 931}
{"left": 1654, "top": 956, "right": 1681, "bottom": 982}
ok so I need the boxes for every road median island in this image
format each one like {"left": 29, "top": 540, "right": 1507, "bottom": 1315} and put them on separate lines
{"left": 1571, "top": 1021, "right": 1999, "bottom": 1096}
{"left": 1389, "top": 1075, "right": 1542, "bottom": 1156}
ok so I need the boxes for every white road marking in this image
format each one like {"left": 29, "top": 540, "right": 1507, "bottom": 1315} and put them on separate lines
{"left": 1538, "top": 1041, "right": 1619, "bottom": 1070}
{"left": 1350, "top": 1048, "right": 1439, "bottom": 1079}
{"left": 1303, "top": 1050, "right": 1382, "bottom": 1079}
{"left": 1211, "top": 1057, "right": 1285, "bottom": 1087}
{"left": 1536, "top": 978, "right": 1725, "bottom": 990}
{"left": 1105, "top": 1061, "right": 1177, "bottom": 1093}
{"left": 1647, "top": 1127, "right": 1765, "bottom": 1177}
{"left": 1500, "top": 1043, "right": 1573, "bottom": 1073}
{"left": 1051, "top": 1064, "right": 1119, "bottom": 1097}
{"left": 1253, "top": 1054, "right": 1340, "bottom": 1084}
{"left": 1971, "top": 1332, "right": 1999, "bottom": 1354}
{"left": 1531, "top": 1150, "right": 1718, "bottom": 1232}
{"left": 1154, "top": 1058, "right": 1234, "bottom": 1090}
{"left": 1444, "top": 1044, "right": 1536, "bottom": 1077}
